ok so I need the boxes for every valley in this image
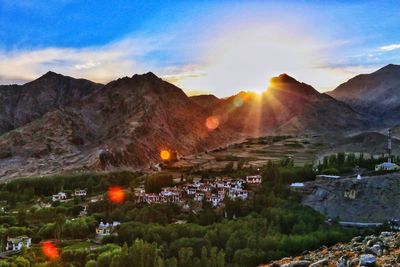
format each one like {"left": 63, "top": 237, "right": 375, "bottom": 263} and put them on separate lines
{"left": 0, "top": 65, "right": 400, "bottom": 266}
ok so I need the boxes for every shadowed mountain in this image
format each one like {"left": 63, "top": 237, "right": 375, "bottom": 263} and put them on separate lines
{"left": 197, "top": 74, "right": 367, "bottom": 136}
{"left": 0, "top": 71, "right": 102, "bottom": 135}
{"left": 328, "top": 64, "right": 400, "bottom": 123}
{"left": 0, "top": 72, "right": 237, "bottom": 178}
{"left": 190, "top": 94, "right": 223, "bottom": 111}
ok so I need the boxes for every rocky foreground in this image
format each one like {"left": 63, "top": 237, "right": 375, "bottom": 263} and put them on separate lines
{"left": 262, "top": 232, "right": 400, "bottom": 266}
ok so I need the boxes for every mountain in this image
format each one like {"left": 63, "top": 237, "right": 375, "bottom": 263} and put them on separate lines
{"left": 0, "top": 71, "right": 102, "bottom": 135}
{"left": 0, "top": 72, "right": 237, "bottom": 179}
{"left": 0, "top": 71, "right": 374, "bottom": 179}
{"left": 328, "top": 64, "right": 400, "bottom": 123}
{"left": 196, "top": 74, "right": 367, "bottom": 136}
{"left": 190, "top": 94, "right": 223, "bottom": 111}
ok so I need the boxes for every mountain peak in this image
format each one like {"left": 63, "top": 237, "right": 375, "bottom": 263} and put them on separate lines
{"left": 40, "top": 71, "right": 64, "bottom": 79}
{"left": 270, "top": 73, "right": 299, "bottom": 84}
{"left": 131, "top": 72, "right": 160, "bottom": 80}
{"left": 375, "top": 64, "right": 400, "bottom": 74}
{"left": 269, "top": 73, "right": 319, "bottom": 96}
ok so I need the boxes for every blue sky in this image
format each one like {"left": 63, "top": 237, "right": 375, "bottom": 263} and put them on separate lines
{"left": 1, "top": 0, "right": 400, "bottom": 96}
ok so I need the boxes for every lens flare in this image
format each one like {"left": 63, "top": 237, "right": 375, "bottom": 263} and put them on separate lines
{"left": 108, "top": 186, "right": 125, "bottom": 204}
{"left": 205, "top": 116, "right": 220, "bottom": 130}
{"left": 160, "top": 150, "right": 171, "bottom": 160}
{"left": 42, "top": 241, "right": 59, "bottom": 260}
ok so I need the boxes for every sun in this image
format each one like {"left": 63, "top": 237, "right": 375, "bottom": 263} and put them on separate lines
{"left": 252, "top": 88, "right": 266, "bottom": 96}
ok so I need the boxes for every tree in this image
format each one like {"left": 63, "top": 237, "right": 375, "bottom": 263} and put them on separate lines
{"left": 178, "top": 247, "right": 193, "bottom": 267}
{"left": 54, "top": 214, "right": 66, "bottom": 240}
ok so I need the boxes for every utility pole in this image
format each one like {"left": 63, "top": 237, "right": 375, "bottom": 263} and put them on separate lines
{"left": 388, "top": 128, "right": 392, "bottom": 163}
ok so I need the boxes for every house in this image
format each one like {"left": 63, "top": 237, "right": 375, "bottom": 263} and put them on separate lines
{"left": 227, "top": 188, "right": 248, "bottom": 200}
{"left": 144, "top": 193, "right": 161, "bottom": 204}
{"left": 74, "top": 189, "right": 87, "bottom": 197}
{"left": 159, "top": 190, "right": 180, "bottom": 203}
{"left": 246, "top": 175, "right": 262, "bottom": 184}
{"left": 52, "top": 192, "right": 67, "bottom": 202}
{"left": 6, "top": 236, "right": 31, "bottom": 251}
{"left": 290, "top": 182, "right": 305, "bottom": 188}
{"left": 194, "top": 192, "right": 205, "bottom": 202}
{"left": 316, "top": 175, "right": 341, "bottom": 181}
{"left": 375, "top": 162, "right": 400, "bottom": 171}
{"left": 133, "top": 187, "right": 146, "bottom": 203}
{"left": 96, "top": 221, "right": 120, "bottom": 237}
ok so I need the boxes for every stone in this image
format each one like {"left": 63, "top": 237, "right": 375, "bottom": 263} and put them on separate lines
{"left": 287, "top": 260, "right": 311, "bottom": 267}
{"left": 359, "top": 254, "right": 376, "bottom": 267}
{"left": 309, "top": 259, "right": 328, "bottom": 267}
{"left": 352, "top": 236, "right": 364, "bottom": 243}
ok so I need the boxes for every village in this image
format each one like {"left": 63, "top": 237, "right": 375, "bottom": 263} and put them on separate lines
{"left": 133, "top": 174, "right": 262, "bottom": 207}
{"left": 0, "top": 174, "right": 263, "bottom": 255}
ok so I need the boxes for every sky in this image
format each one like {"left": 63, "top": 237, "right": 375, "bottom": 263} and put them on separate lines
{"left": 1, "top": 0, "right": 400, "bottom": 97}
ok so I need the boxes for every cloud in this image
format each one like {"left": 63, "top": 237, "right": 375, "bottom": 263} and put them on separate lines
{"left": 168, "top": 22, "right": 370, "bottom": 95}
{"left": 0, "top": 36, "right": 163, "bottom": 84}
{"left": 380, "top": 44, "right": 400, "bottom": 51}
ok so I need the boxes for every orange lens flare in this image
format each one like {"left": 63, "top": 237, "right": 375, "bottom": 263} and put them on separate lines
{"left": 160, "top": 150, "right": 171, "bottom": 160}
{"left": 42, "top": 241, "right": 59, "bottom": 260}
{"left": 205, "top": 116, "right": 220, "bottom": 130}
{"left": 108, "top": 186, "right": 125, "bottom": 203}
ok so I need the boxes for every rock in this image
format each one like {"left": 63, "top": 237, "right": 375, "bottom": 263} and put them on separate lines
{"left": 366, "top": 240, "right": 374, "bottom": 247}
{"left": 359, "top": 254, "right": 376, "bottom": 267}
{"left": 285, "top": 260, "right": 311, "bottom": 267}
{"left": 371, "top": 244, "right": 382, "bottom": 256}
{"left": 309, "top": 259, "right": 328, "bottom": 267}
{"left": 352, "top": 236, "right": 364, "bottom": 243}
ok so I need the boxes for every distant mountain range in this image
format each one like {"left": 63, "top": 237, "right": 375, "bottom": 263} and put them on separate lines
{"left": 0, "top": 64, "right": 399, "bottom": 178}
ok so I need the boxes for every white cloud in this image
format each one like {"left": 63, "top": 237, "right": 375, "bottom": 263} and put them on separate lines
{"left": 0, "top": 37, "right": 162, "bottom": 84}
{"left": 380, "top": 44, "right": 400, "bottom": 51}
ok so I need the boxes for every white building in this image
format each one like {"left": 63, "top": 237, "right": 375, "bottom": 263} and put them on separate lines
{"left": 375, "top": 162, "right": 400, "bottom": 171}
{"left": 246, "top": 175, "right": 262, "bottom": 184}
{"left": 74, "top": 189, "right": 87, "bottom": 197}
{"left": 96, "top": 221, "right": 120, "bottom": 237}
{"left": 227, "top": 188, "right": 248, "bottom": 200}
{"left": 6, "top": 236, "right": 31, "bottom": 251}
{"left": 52, "top": 192, "right": 67, "bottom": 202}
{"left": 316, "top": 175, "right": 341, "bottom": 181}
{"left": 144, "top": 193, "right": 161, "bottom": 204}
{"left": 290, "top": 182, "right": 305, "bottom": 188}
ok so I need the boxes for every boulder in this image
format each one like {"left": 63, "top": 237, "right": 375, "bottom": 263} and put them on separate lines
{"left": 359, "top": 254, "right": 376, "bottom": 267}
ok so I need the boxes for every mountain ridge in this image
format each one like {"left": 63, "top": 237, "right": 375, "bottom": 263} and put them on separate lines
{"left": 0, "top": 67, "right": 396, "bottom": 179}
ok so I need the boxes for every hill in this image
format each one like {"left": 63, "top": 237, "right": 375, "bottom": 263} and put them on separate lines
{"left": 195, "top": 74, "right": 367, "bottom": 136}
{"left": 299, "top": 173, "right": 400, "bottom": 222}
{"left": 328, "top": 64, "right": 400, "bottom": 124}
{"left": 0, "top": 72, "right": 237, "bottom": 179}
{"left": 0, "top": 71, "right": 102, "bottom": 135}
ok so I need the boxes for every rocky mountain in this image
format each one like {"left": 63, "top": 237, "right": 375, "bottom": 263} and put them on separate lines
{"left": 0, "top": 71, "right": 385, "bottom": 179}
{"left": 190, "top": 94, "right": 223, "bottom": 111}
{"left": 196, "top": 74, "right": 367, "bottom": 136}
{"left": 0, "top": 71, "right": 102, "bottom": 135}
{"left": 328, "top": 64, "right": 400, "bottom": 123}
{"left": 297, "top": 173, "right": 400, "bottom": 222}
{"left": 263, "top": 232, "right": 400, "bottom": 267}
{"left": 0, "top": 72, "right": 237, "bottom": 179}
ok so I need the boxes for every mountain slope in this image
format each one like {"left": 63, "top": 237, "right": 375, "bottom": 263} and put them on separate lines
{"left": 0, "top": 73, "right": 237, "bottom": 179}
{"left": 328, "top": 64, "right": 400, "bottom": 122}
{"left": 0, "top": 71, "right": 102, "bottom": 135}
{"left": 196, "top": 74, "right": 367, "bottom": 136}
